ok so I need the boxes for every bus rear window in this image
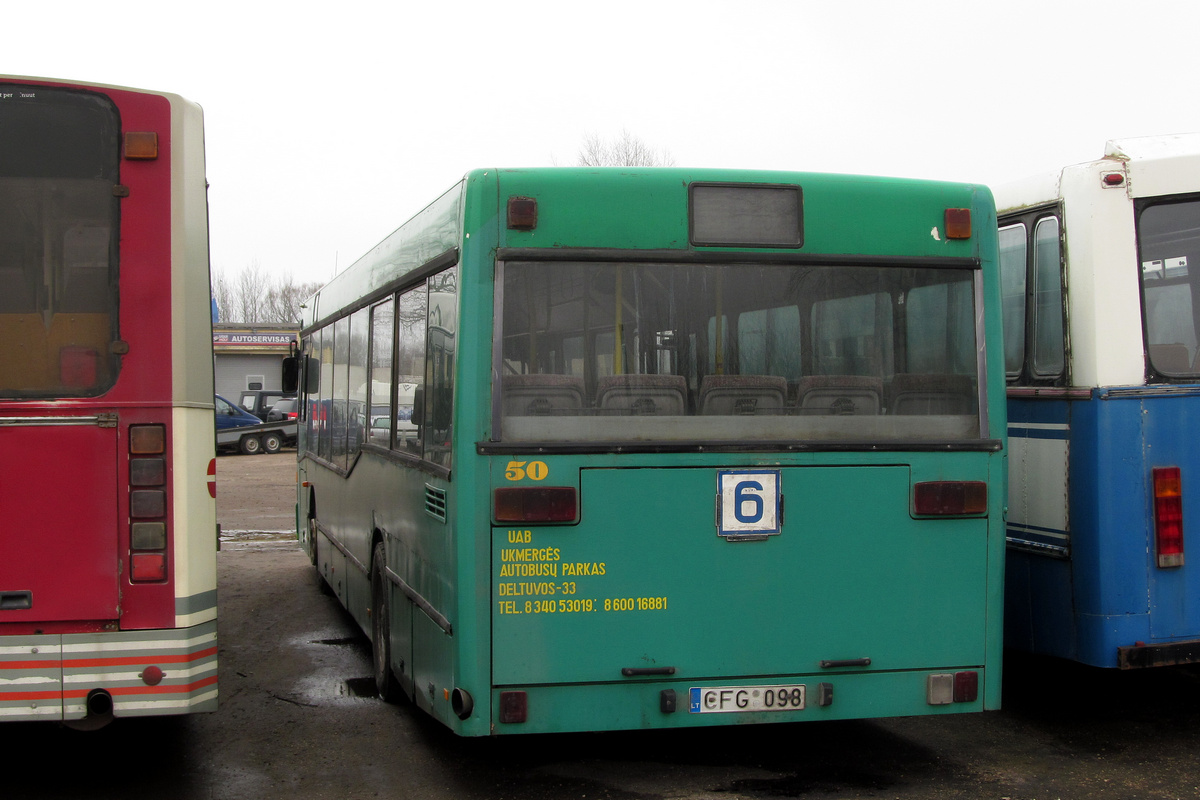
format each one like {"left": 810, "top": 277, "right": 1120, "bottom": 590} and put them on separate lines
{"left": 1139, "top": 198, "right": 1200, "bottom": 378}
{"left": 0, "top": 86, "right": 120, "bottom": 397}
{"left": 496, "top": 259, "right": 984, "bottom": 445}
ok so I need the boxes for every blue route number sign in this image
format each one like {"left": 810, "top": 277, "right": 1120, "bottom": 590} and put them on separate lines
{"left": 717, "top": 470, "right": 782, "bottom": 538}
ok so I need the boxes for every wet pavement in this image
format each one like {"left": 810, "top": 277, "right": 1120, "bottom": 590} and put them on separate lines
{"left": 5, "top": 453, "right": 1200, "bottom": 799}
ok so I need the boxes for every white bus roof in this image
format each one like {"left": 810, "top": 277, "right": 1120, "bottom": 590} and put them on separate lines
{"left": 996, "top": 133, "right": 1200, "bottom": 213}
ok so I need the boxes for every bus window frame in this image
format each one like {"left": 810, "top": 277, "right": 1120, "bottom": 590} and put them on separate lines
{"left": 998, "top": 204, "right": 1069, "bottom": 387}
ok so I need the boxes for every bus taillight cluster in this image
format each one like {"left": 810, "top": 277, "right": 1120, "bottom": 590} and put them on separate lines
{"left": 129, "top": 425, "right": 169, "bottom": 582}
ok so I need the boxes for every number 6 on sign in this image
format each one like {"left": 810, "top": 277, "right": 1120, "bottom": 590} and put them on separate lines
{"left": 717, "top": 470, "right": 782, "bottom": 538}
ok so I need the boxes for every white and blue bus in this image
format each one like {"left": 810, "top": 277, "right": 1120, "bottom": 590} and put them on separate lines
{"left": 998, "top": 134, "right": 1200, "bottom": 668}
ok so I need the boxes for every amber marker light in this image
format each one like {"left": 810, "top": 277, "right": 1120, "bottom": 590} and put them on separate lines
{"left": 944, "top": 208, "right": 972, "bottom": 239}
{"left": 124, "top": 131, "right": 159, "bottom": 160}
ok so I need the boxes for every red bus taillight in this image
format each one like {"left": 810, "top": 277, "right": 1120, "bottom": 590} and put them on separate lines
{"left": 1154, "top": 467, "right": 1184, "bottom": 568}
{"left": 912, "top": 481, "right": 988, "bottom": 516}
{"left": 129, "top": 424, "right": 168, "bottom": 582}
{"left": 493, "top": 487, "right": 577, "bottom": 523}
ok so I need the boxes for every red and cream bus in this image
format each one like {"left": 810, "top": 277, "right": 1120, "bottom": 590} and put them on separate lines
{"left": 0, "top": 76, "right": 217, "bottom": 726}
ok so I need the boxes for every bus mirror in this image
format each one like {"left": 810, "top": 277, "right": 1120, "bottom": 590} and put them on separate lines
{"left": 282, "top": 357, "right": 299, "bottom": 393}
{"left": 304, "top": 356, "right": 320, "bottom": 394}
{"left": 412, "top": 386, "right": 425, "bottom": 427}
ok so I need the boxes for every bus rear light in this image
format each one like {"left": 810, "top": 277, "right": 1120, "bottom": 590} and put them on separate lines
{"left": 507, "top": 196, "right": 538, "bottom": 230}
{"left": 1154, "top": 467, "right": 1184, "bottom": 568}
{"left": 131, "top": 522, "right": 167, "bottom": 550}
{"left": 912, "top": 481, "right": 987, "bottom": 516}
{"left": 131, "top": 553, "right": 167, "bottom": 582}
{"left": 493, "top": 487, "right": 578, "bottom": 523}
{"left": 130, "top": 457, "right": 166, "bottom": 486}
{"left": 1102, "top": 171, "right": 1126, "bottom": 187}
{"left": 130, "top": 425, "right": 165, "bottom": 454}
{"left": 130, "top": 489, "right": 166, "bottom": 518}
{"left": 944, "top": 208, "right": 971, "bottom": 239}
{"left": 499, "top": 690, "right": 527, "bottom": 723}
{"left": 953, "top": 671, "right": 978, "bottom": 702}
{"left": 124, "top": 131, "right": 159, "bottom": 160}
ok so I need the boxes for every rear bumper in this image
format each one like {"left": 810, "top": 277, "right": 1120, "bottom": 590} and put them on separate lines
{"left": 1118, "top": 639, "right": 1200, "bottom": 669}
{"left": 0, "top": 620, "right": 217, "bottom": 722}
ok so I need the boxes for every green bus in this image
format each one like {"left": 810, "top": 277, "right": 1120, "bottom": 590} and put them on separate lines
{"left": 293, "top": 168, "right": 1006, "bottom": 735}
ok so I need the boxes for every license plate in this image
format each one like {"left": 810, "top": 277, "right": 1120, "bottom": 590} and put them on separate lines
{"left": 689, "top": 684, "right": 806, "bottom": 713}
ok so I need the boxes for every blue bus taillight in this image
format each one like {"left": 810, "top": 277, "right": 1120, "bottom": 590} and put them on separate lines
{"left": 912, "top": 481, "right": 987, "bottom": 516}
{"left": 493, "top": 487, "right": 577, "bottom": 523}
{"left": 1154, "top": 467, "right": 1184, "bottom": 568}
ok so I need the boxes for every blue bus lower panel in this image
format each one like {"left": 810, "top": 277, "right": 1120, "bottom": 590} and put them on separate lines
{"left": 1007, "top": 389, "right": 1200, "bottom": 668}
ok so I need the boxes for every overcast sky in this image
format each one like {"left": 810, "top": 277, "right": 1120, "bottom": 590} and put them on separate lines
{"left": 8, "top": 1, "right": 1200, "bottom": 286}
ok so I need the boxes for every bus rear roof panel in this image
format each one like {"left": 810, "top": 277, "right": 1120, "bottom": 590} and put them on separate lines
{"left": 493, "top": 168, "right": 992, "bottom": 259}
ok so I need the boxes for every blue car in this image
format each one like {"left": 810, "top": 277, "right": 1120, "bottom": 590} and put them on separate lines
{"left": 215, "top": 394, "right": 262, "bottom": 430}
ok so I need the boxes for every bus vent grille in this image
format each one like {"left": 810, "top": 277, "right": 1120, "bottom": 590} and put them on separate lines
{"left": 424, "top": 486, "right": 447, "bottom": 522}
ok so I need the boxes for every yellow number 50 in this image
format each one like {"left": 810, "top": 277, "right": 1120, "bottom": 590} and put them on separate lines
{"left": 505, "top": 460, "right": 549, "bottom": 481}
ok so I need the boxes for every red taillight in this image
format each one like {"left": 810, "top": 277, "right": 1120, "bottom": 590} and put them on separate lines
{"left": 499, "top": 691, "right": 528, "bottom": 723}
{"left": 912, "top": 481, "right": 987, "bottom": 516}
{"left": 131, "top": 553, "right": 167, "bottom": 582}
{"left": 954, "top": 671, "right": 978, "bottom": 703}
{"left": 1154, "top": 467, "right": 1184, "bottom": 568}
{"left": 494, "top": 487, "right": 577, "bottom": 523}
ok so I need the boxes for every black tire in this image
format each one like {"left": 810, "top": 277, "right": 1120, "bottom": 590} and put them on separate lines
{"left": 261, "top": 432, "right": 282, "bottom": 454}
{"left": 238, "top": 435, "right": 262, "bottom": 455}
{"left": 371, "top": 542, "right": 403, "bottom": 703}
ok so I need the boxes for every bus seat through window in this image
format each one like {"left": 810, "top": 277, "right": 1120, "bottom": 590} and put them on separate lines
{"left": 698, "top": 374, "right": 787, "bottom": 415}
{"left": 1149, "top": 343, "right": 1192, "bottom": 374}
{"left": 502, "top": 374, "right": 585, "bottom": 416}
{"left": 887, "top": 373, "right": 975, "bottom": 415}
{"left": 596, "top": 374, "right": 686, "bottom": 416}
{"left": 795, "top": 375, "right": 883, "bottom": 416}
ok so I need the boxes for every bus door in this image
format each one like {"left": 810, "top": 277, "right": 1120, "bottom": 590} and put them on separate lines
{"left": 0, "top": 420, "right": 121, "bottom": 624}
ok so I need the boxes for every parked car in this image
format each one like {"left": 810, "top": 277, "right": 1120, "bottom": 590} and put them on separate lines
{"left": 265, "top": 397, "right": 298, "bottom": 422}
{"left": 216, "top": 394, "right": 263, "bottom": 430}
{"left": 238, "top": 390, "right": 296, "bottom": 422}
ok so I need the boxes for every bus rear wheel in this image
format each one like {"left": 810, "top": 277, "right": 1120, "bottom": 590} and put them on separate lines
{"left": 371, "top": 542, "right": 403, "bottom": 703}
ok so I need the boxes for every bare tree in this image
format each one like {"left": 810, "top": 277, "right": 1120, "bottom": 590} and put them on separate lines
{"left": 212, "top": 263, "right": 322, "bottom": 324}
{"left": 234, "top": 261, "right": 271, "bottom": 324}
{"left": 263, "top": 279, "right": 323, "bottom": 323}
{"left": 578, "top": 129, "right": 676, "bottom": 167}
